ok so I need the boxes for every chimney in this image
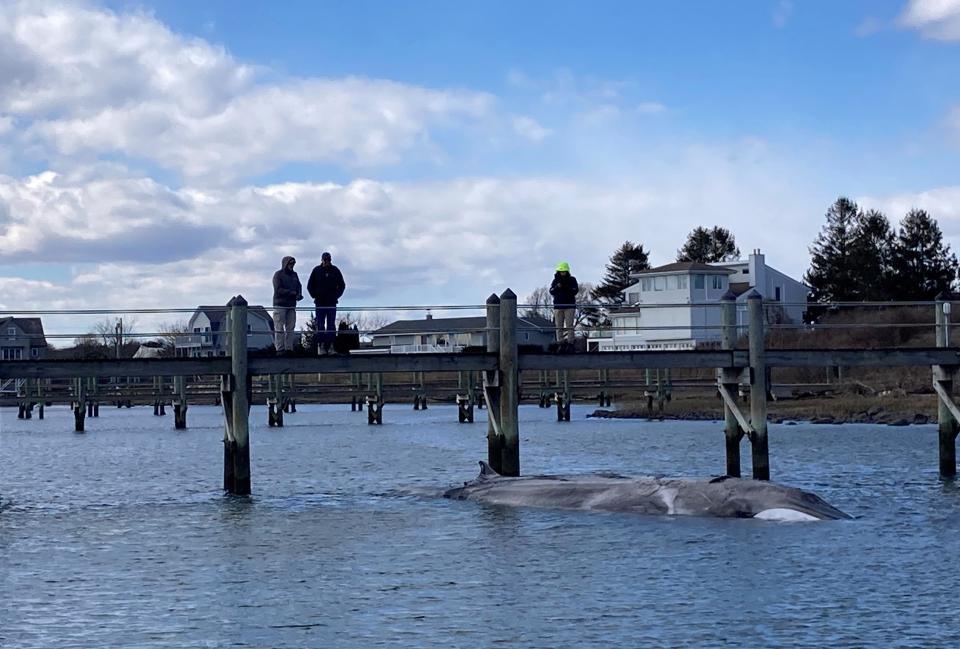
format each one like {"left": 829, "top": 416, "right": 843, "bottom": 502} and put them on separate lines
{"left": 425, "top": 310, "right": 433, "bottom": 320}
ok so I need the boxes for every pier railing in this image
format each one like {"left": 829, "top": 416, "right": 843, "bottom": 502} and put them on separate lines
{"left": 3, "top": 291, "right": 959, "bottom": 493}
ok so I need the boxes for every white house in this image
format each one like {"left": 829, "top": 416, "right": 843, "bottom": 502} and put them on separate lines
{"left": 175, "top": 305, "right": 275, "bottom": 357}
{"left": 593, "top": 250, "right": 808, "bottom": 351}
{"left": 370, "top": 313, "right": 555, "bottom": 353}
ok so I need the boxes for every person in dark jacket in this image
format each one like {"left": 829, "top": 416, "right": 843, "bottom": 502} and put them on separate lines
{"left": 307, "top": 252, "right": 346, "bottom": 354}
{"left": 272, "top": 255, "right": 303, "bottom": 355}
{"left": 549, "top": 261, "right": 579, "bottom": 352}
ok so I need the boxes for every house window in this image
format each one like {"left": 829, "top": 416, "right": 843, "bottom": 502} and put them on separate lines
{"left": 2, "top": 348, "right": 23, "bottom": 360}
{"left": 641, "top": 278, "right": 652, "bottom": 291}
{"left": 678, "top": 275, "right": 688, "bottom": 289}
{"left": 7, "top": 327, "right": 16, "bottom": 339}
{"left": 694, "top": 274, "right": 705, "bottom": 289}
{"left": 666, "top": 275, "right": 678, "bottom": 290}
{"left": 627, "top": 292, "right": 639, "bottom": 304}
{"left": 654, "top": 277, "right": 665, "bottom": 291}
{"left": 31, "top": 347, "right": 39, "bottom": 358}
{"left": 711, "top": 275, "right": 725, "bottom": 290}
{"left": 193, "top": 327, "right": 201, "bottom": 333}
{"left": 775, "top": 286, "right": 782, "bottom": 301}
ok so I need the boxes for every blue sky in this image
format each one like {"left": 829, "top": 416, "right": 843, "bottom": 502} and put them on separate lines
{"left": 1, "top": 0, "right": 960, "bottom": 333}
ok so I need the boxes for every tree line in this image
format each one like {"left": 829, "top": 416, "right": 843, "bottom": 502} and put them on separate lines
{"left": 535, "top": 196, "right": 956, "bottom": 329}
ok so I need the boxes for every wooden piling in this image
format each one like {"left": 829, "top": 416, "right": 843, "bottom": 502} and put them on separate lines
{"left": 747, "top": 291, "right": 769, "bottom": 480}
{"left": 223, "top": 296, "right": 251, "bottom": 495}
{"left": 935, "top": 295, "right": 958, "bottom": 478}
{"left": 720, "top": 291, "right": 743, "bottom": 477}
{"left": 484, "top": 293, "right": 503, "bottom": 473}
{"left": 499, "top": 289, "right": 520, "bottom": 476}
{"left": 173, "top": 375, "right": 187, "bottom": 430}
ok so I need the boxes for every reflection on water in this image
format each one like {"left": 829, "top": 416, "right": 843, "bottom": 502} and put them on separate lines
{"left": 2, "top": 404, "right": 959, "bottom": 647}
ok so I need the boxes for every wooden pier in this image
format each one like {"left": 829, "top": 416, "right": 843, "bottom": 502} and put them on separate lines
{"left": 3, "top": 291, "right": 960, "bottom": 494}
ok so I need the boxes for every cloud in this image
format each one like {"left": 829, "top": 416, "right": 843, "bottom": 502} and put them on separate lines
{"left": 854, "top": 16, "right": 884, "bottom": 37}
{"left": 0, "top": 170, "right": 230, "bottom": 263}
{"left": 772, "top": 0, "right": 794, "bottom": 28}
{"left": 859, "top": 186, "right": 960, "bottom": 227}
{"left": 900, "top": 0, "right": 960, "bottom": 40}
{"left": 511, "top": 116, "right": 552, "bottom": 141}
{"left": 0, "top": 133, "right": 831, "bottom": 335}
{"left": 636, "top": 102, "right": 667, "bottom": 115}
{"left": 0, "top": 1, "right": 495, "bottom": 181}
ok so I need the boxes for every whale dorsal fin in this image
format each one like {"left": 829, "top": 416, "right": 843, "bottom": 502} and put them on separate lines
{"left": 477, "top": 461, "right": 501, "bottom": 480}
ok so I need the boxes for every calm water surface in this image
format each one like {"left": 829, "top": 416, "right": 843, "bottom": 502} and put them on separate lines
{"left": 2, "top": 403, "right": 959, "bottom": 648}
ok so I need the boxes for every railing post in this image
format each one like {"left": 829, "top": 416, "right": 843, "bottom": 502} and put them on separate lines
{"left": 935, "top": 293, "right": 957, "bottom": 478}
{"left": 484, "top": 293, "right": 502, "bottom": 473}
{"left": 720, "top": 290, "right": 742, "bottom": 477}
{"left": 173, "top": 375, "right": 188, "bottom": 429}
{"left": 499, "top": 289, "right": 520, "bottom": 476}
{"left": 223, "top": 295, "right": 251, "bottom": 495}
{"left": 747, "top": 290, "right": 769, "bottom": 480}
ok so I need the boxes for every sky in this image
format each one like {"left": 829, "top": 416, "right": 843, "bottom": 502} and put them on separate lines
{"left": 1, "top": 0, "right": 960, "bottom": 336}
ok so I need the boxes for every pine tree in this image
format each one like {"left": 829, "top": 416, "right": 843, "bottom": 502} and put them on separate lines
{"left": 850, "top": 209, "right": 896, "bottom": 300}
{"left": 677, "top": 226, "right": 740, "bottom": 263}
{"left": 889, "top": 209, "right": 958, "bottom": 300}
{"left": 804, "top": 197, "right": 863, "bottom": 303}
{"left": 591, "top": 241, "right": 651, "bottom": 304}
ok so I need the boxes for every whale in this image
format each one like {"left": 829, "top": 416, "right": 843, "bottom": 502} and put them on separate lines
{"left": 444, "top": 462, "right": 851, "bottom": 521}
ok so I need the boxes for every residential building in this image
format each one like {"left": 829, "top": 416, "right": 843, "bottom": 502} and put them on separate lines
{"left": 593, "top": 250, "right": 808, "bottom": 351}
{"left": 0, "top": 317, "right": 48, "bottom": 360}
{"left": 370, "top": 313, "right": 555, "bottom": 353}
{"left": 175, "top": 305, "right": 275, "bottom": 357}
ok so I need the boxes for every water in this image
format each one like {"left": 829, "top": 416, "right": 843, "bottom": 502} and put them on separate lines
{"left": 2, "top": 404, "right": 959, "bottom": 648}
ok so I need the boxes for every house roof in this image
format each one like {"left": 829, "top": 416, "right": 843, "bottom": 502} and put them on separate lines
{"left": 193, "top": 305, "right": 274, "bottom": 329}
{"left": 632, "top": 262, "right": 735, "bottom": 276}
{"left": 0, "top": 317, "right": 48, "bottom": 346}
{"left": 373, "top": 314, "right": 554, "bottom": 335}
{"left": 729, "top": 281, "right": 751, "bottom": 297}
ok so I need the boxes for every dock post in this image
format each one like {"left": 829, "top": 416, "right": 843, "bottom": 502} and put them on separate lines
{"left": 484, "top": 294, "right": 502, "bottom": 472}
{"left": 747, "top": 291, "right": 769, "bottom": 480}
{"left": 223, "top": 296, "right": 251, "bottom": 495}
{"left": 173, "top": 375, "right": 188, "bottom": 429}
{"left": 720, "top": 291, "right": 743, "bottom": 477}
{"left": 935, "top": 295, "right": 958, "bottom": 478}
{"left": 73, "top": 377, "right": 86, "bottom": 433}
{"left": 499, "top": 289, "right": 520, "bottom": 476}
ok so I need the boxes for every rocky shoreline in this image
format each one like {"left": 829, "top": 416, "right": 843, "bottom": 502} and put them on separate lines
{"left": 587, "top": 400, "right": 935, "bottom": 427}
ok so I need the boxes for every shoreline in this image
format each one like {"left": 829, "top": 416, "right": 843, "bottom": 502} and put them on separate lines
{"left": 587, "top": 393, "right": 938, "bottom": 427}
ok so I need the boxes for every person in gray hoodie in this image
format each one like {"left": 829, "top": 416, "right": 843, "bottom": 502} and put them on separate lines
{"left": 272, "top": 256, "right": 303, "bottom": 354}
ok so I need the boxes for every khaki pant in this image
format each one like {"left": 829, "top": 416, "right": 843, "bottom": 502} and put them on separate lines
{"left": 554, "top": 308, "right": 575, "bottom": 344}
{"left": 273, "top": 307, "right": 297, "bottom": 351}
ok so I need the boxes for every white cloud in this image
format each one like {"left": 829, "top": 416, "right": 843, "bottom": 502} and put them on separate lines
{"left": 0, "top": 1, "right": 495, "bottom": 181}
{"left": 636, "top": 102, "right": 667, "bottom": 115}
{"left": 859, "top": 186, "right": 960, "bottom": 226}
{"left": 0, "top": 115, "right": 12, "bottom": 135}
{"left": 0, "top": 134, "right": 830, "bottom": 333}
{"left": 900, "top": 0, "right": 960, "bottom": 40}
{"left": 773, "top": 0, "right": 794, "bottom": 28}
{"left": 511, "top": 116, "right": 552, "bottom": 141}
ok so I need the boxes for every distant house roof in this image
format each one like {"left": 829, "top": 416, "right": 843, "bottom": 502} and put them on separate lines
{"left": 373, "top": 314, "right": 554, "bottom": 336}
{"left": 192, "top": 305, "right": 274, "bottom": 329}
{"left": 133, "top": 342, "right": 164, "bottom": 359}
{"left": 729, "top": 281, "right": 751, "bottom": 297}
{"left": 632, "top": 262, "right": 735, "bottom": 276}
{"left": 0, "top": 317, "right": 47, "bottom": 346}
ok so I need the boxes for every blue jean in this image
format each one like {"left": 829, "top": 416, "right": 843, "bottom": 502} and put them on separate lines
{"left": 315, "top": 306, "right": 337, "bottom": 349}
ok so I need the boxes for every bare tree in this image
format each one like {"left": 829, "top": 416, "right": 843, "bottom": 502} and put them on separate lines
{"left": 157, "top": 320, "right": 190, "bottom": 356}
{"left": 91, "top": 317, "right": 140, "bottom": 357}
{"left": 523, "top": 286, "right": 553, "bottom": 320}
{"left": 340, "top": 311, "right": 390, "bottom": 342}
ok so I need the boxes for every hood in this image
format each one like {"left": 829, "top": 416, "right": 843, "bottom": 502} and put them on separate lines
{"left": 281, "top": 255, "right": 295, "bottom": 270}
